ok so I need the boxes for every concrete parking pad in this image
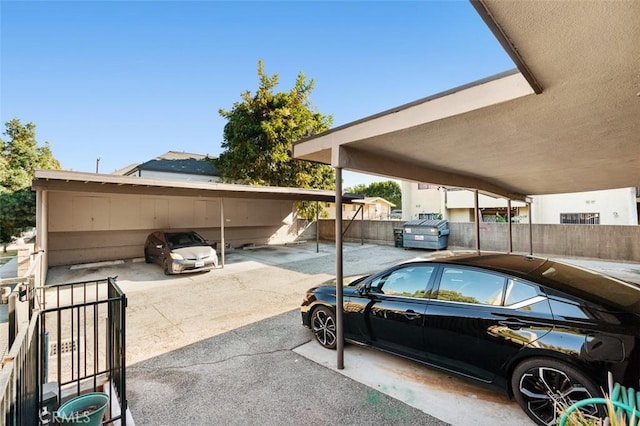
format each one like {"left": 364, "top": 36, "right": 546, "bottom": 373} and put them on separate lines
{"left": 295, "top": 341, "right": 531, "bottom": 425}
{"left": 46, "top": 243, "right": 422, "bottom": 365}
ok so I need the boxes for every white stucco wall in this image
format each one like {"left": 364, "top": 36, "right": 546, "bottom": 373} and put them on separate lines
{"left": 531, "top": 187, "right": 638, "bottom": 225}
{"left": 401, "top": 182, "right": 525, "bottom": 221}
{"left": 401, "top": 182, "right": 443, "bottom": 220}
{"left": 401, "top": 182, "right": 637, "bottom": 225}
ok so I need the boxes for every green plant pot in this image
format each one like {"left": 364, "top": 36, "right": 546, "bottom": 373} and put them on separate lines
{"left": 56, "top": 392, "right": 109, "bottom": 425}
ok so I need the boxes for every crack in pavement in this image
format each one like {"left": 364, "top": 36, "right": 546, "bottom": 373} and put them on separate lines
{"left": 128, "top": 347, "right": 297, "bottom": 372}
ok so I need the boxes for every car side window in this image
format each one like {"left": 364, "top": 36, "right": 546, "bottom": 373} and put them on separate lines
{"left": 370, "top": 265, "right": 434, "bottom": 298}
{"left": 504, "top": 279, "right": 540, "bottom": 306}
{"left": 436, "top": 267, "right": 506, "bottom": 305}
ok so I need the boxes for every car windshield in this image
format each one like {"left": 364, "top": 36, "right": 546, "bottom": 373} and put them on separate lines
{"left": 165, "top": 232, "right": 206, "bottom": 249}
{"left": 537, "top": 260, "right": 640, "bottom": 310}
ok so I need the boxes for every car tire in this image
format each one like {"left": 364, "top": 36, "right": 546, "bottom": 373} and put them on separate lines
{"left": 311, "top": 306, "right": 337, "bottom": 349}
{"left": 511, "top": 357, "right": 602, "bottom": 426}
{"left": 144, "top": 249, "right": 152, "bottom": 264}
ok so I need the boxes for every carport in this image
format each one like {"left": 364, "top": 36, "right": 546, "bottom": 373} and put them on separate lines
{"left": 293, "top": 0, "right": 640, "bottom": 368}
{"left": 31, "top": 170, "right": 360, "bottom": 277}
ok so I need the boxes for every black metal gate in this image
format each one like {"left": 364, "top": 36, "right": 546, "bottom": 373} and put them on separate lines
{"left": 38, "top": 276, "right": 127, "bottom": 425}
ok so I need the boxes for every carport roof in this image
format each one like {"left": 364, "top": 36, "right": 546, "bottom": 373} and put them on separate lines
{"left": 292, "top": 0, "right": 640, "bottom": 201}
{"left": 32, "top": 170, "right": 347, "bottom": 203}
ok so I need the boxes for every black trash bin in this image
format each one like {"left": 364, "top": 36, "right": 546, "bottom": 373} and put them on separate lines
{"left": 402, "top": 220, "right": 449, "bottom": 249}
{"left": 393, "top": 228, "right": 404, "bottom": 248}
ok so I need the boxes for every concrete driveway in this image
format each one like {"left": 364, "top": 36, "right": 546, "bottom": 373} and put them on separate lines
{"left": 44, "top": 243, "right": 640, "bottom": 425}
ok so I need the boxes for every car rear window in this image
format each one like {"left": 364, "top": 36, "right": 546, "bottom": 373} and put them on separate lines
{"left": 537, "top": 261, "right": 640, "bottom": 310}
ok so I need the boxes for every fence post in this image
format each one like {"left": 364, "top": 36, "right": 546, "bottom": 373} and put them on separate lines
{"left": 8, "top": 293, "right": 16, "bottom": 348}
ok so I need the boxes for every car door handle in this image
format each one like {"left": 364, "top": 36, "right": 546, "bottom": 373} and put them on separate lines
{"left": 403, "top": 310, "right": 422, "bottom": 320}
{"left": 498, "top": 319, "right": 524, "bottom": 330}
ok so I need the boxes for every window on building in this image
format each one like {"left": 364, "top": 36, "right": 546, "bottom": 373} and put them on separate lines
{"left": 560, "top": 213, "right": 600, "bottom": 224}
{"left": 418, "top": 213, "right": 441, "bottom": 220}
{"left": 418, "top": 183, "right": 438, "bottom": 190}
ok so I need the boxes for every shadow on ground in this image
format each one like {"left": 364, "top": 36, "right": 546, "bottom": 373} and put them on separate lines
{"left": 126, "top": 309, "right": 448, "bottom": 426}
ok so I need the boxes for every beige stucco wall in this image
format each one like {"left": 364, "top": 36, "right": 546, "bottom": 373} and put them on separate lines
{"left": 46, "top": 191, "right": 300, "bottom": 266}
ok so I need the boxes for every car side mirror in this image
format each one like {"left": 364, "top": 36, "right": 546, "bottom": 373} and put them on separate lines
{"left": 358, "top": 281, "right": 372, "bottom": 296}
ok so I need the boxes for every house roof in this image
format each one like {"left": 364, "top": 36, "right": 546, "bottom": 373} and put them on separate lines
{"left": 117, "top": 151, "right": 220, "bottom": 177}
{"left": 292, "top": 1, "right": 640, "bottom": 201}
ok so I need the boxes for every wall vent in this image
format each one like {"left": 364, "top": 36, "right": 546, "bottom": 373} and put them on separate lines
{"left": 49, "top": 339, "right": 77, "bottom": 357}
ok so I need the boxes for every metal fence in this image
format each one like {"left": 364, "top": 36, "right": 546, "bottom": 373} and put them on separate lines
{"left": 0, "top": 249, "right": 127, "bottom": 425}
{"left": 39, "top": 276, "right": 127, "bottom": 425}
{"left": 0, "top": 312, "right": 40, "bottom": 426}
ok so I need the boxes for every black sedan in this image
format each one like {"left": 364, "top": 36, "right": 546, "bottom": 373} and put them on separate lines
{"left": 300, "top": 252, "right": 640, "bottom": 426}
{"left": 144, "top": 230, "right": 218, "bottom": 275}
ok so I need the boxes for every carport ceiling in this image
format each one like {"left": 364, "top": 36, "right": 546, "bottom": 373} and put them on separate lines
{"left": 293, "top": 0, "right": 640, "bottom": 201}
{"left": 32, "top": 170, "right": 340, "bottom": 202}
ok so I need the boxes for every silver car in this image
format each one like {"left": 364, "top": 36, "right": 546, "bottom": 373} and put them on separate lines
{"left": 144, "top": 231, "right": 218, "bottom": 275}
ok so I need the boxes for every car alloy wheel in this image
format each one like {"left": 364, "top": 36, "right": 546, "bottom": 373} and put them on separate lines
{"left": 311, "top": 306, "right": 337, "bottom": 349}
{"left": 512, "top": 358, "right": 601, "bottom": 426}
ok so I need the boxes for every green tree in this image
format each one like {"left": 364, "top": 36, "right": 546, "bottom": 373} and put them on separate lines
{"left": 216, "top": 60, "right": 335, "bottom": 191}
{"left": 0, "top": 118, "right": 61, "bottom": 251}
{"left": 346, "top": 180, "right": 401, "bottom": 207}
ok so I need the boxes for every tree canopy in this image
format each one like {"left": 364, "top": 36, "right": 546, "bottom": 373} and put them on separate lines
{"left": 215, "top": 60, "right": 335, "bottom": 190}
{"left": 346, "top": 180, "right": 402, "bottom": 207}
{"left": 0, "top": 118, "right": 61, "bottom": 249}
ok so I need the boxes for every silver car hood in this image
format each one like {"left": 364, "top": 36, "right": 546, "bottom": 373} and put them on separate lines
{"left": 172, "top": 246, "right": 215, "bottom": 259}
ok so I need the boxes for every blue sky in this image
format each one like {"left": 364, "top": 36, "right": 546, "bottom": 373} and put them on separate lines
{"left": 1, "top": 1, "right": 514, "bottom": 188}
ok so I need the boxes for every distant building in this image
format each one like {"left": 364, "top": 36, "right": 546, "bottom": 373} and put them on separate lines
{"left": 401, "top": 182, "right": 639, "bottom": 225}
{"left": 322, "top": 197, "right": 396, "bottom": 220}
{"left": 114, "top": 151, "right": 221, "bottom": 183}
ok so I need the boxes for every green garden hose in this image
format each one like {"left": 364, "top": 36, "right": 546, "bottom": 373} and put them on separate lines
{"left": 558, "top": 373, "right": 640, "bottom": 426}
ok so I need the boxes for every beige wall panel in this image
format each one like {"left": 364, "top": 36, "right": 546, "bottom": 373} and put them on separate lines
{"left": 71, "top": 196, "right": 110, "bottom": 231}
{"left": 229, "top": 201, "right": 250, "bottom": 225}
{"left": 49, "top": 192, "right": 74, "bottom": 231}
{"left": 110, "top": 196, "right": 141, "bottom": 229}
{"left": 193, "top": 199, "right": 222, "bottom": 227}
{"left": 71, "top": 196, "right": 94, "bottom": 230}
{"left": 154, "top": 199, "right": 170, "bottom": 229}
{"left": 140, "top": 198, "right": 169, "bottom": 229}
{"left": 45, "top": 193, "right": 296, "bottom": 265}
{"left": 140, "top": 198, "right": 157, "bottom": 227}
{"left": 48, "top": 230, "right": 150, "bottom": 266}
{"left": 249, "top": 200, "right": 280, "bottom": 226}
{"left": 168, "top": 198, "right": 195, "bottom": 228}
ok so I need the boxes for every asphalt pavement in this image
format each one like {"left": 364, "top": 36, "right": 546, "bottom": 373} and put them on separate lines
{"left": 35, "top": 242, "right": 640, "bottom": 425}
{"left": 126, "top": 309, "right": 448, "bottom": 426}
